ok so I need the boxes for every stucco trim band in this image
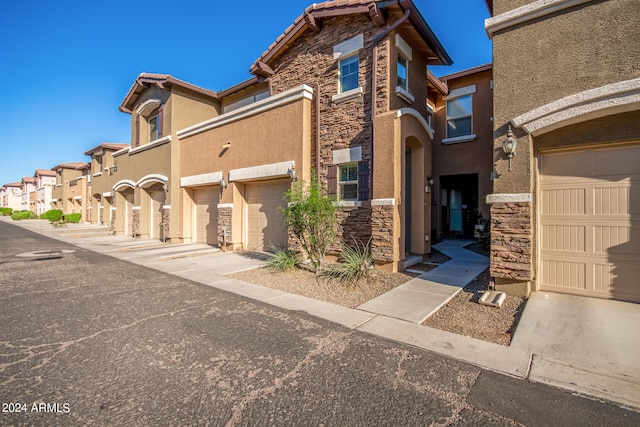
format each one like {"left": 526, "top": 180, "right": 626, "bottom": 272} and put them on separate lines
{"left": 73, "top": 196, "right": 82, "bottom": 200}
{"left": 113, "top": 180, "right": 136, "bottom": 192}
{"left": 511, "top": 78, "right": 640, "bottom": 136}
{"left": 180, "top": 172, "right": 223, "bottom": 187}
{"left": 486, "top": 193, "right": 532, "bottom": 204}
{"left": 129, "top": 136, "right": 171, "bottom": 155}
{"left": 396, "top": 108, "right": 434, "bottom": 139}
{"left": 229, "top": 161, "right": 294, "bottom": 182}
{"left": 102, "top": 192, "right": 113, "bottom": 198}
{"left": 177, "top": 85, "right": 314, "bottom": 140}
{"left": 137, "top": 174, "right": 168, "bottom": 188}
{"left": 217, "top": 203, "right": 233, "bottom": 208}
{"left": 332, "top": 147, "right": 362, "bottom": 165}
{"left": 484, "top": 0, "right": 595, "bottom": 37}
{"left": 112, "top": 146, "right": 130, "bottom": 157}
{"left": 371, "top": 198, "right": 395, "bottom": 206}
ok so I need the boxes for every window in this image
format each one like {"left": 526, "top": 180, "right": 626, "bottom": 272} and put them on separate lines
{"left": 339, "top": 55, "right": 359, "bottom": 93}
{"left": 426, "top": 103, "right": 434, "bottom": 129}
{"left": 446, "top": 95, "right": 473, "bottom": 138}
{"left": 339, "top": 164, "right": 358, "bottom": 201}
{"left": 148, "top": 114, "right": 159, "bottom": 142}
{"left": 397, "top": 54, "right": 408, "bottom": 91}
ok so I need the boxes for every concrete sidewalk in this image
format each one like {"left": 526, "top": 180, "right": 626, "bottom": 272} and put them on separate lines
{"left": 4, "top": 216, "right": 639, "bottom": 411}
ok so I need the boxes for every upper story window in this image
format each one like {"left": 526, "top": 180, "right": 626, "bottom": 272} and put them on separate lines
{"left": 443, "top": 85, "right": 476, "bottom": 143}
{"left": 397, "top": 54, "right": 408, "bottom": 91}
{"left": 135, "top": 99, "right": 163, "bottom": 147}
{"left": 446, "top": 95, "right": 472, "bottom": 138}
{"left": 332, "top": 34, "right": 364, "bottom": 103}
{"left": 426, "top": 103, "right": 434, "bottom": 129}
{"left": 148, "top": 114, "right": 159, "bottom": 142}
{"left": 339, "top": 55, "right": 359, "bottom": 93}
{"left": 395, "top": 34, "right": 414, "bottom": 104}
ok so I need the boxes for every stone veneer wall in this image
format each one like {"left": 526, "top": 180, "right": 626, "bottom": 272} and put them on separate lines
{"left": 99, "top": 206, "right": 104, "bottom": 225}
{"left": 111, "top": 209, "right": 116, "bottom": 227}
{"left": 217, "top": 207, "right": 233, "bottom": 247}
{"left": 161, "top": 208, "right": 170, "bottom": 242}
{"left": 490, "top": 202, "right": 533, "bottom": 281}
{"left": 132, "top": 210, "right": 140, "bottom": 237}
{"left": 330, "top": 206, "right": 373, "bottom": 253}
{"left": 371, "top": 205, "right": 394, "bottom": 263}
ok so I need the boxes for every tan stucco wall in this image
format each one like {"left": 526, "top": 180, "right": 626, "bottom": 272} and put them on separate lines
{"left": 492, "top": 0, "right": 640, "bottom": 193}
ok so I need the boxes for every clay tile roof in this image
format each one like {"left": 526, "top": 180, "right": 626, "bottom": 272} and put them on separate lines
{"left": 35, "top": 169, "right": 56, "bottom": 177}
{"left": 250, "top": 0, "right": 451, "bottom": 76}
{"left": 119, "top": 73, "right": 218, "bottom": 114}
{"left": 439, "top": 63, "right": 493, "bottom": 81}
{"left": 84, "top": 142, "right": 130, "bottom": 156}
{"left": 4, "top": 182, "right": 22, "bottom": 188}
{"left": 21, "top": 177, "right": 36, "bottom": 184}
{"left": 52, "top": 162, "right": 86, "bottom": 171}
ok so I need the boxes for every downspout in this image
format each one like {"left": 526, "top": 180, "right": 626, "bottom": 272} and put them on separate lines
{"left": 370, "top": 6, "right": 410, "bottom": 200}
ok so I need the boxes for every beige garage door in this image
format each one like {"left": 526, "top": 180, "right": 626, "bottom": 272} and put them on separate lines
{"left": 539, "top": 145, "right": 640, "bottom": 302}
{"left": 246, "top": 181, "right": 289, "bottom": 251}
{"left": 194, "top": 187, "right": 219, "bottom": 245}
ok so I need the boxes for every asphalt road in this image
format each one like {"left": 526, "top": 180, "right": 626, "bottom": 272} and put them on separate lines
{"left": 1, "top": 220, "right": 638, "bottom": 426}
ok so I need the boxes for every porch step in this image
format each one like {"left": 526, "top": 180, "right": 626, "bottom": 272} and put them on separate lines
{"left": 402, "top": 254, "right": 423, "bottom": 270}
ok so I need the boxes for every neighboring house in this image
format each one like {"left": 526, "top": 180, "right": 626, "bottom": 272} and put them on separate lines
{"left": 51, "top": 162, "right": 88, "bottom": 219}
{"left": 114, "top": 74, "right": 219, "bottom": 240}
{"left": 34, "top": 169, "right": 56, "bottom": 215}
{"left": 21, "top": 177, "right": 36, "bottom": 213}
{"left": 84, "top": 142, "right": 129, "bottom": 226}
{"left": 176, "top": 0, "right": 452, "bottom": 272}
{"left": 485, "top": 0, "right": 640, "bottom": 302}
{"left": 2, "top": 182, "right": 23, "bottom": 211}
{"left": 430, "top": 64, "right": 493, "bottom": 241}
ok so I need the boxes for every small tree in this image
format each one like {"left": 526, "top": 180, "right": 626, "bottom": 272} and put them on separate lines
{"left": 281, "top": 173, "right": 337, "bottom": 274}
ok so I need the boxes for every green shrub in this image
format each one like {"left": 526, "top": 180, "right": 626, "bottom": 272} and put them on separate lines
{"left": 11, "top": 210, "right": 36, "bottom": 220}
{"left": 0, "top": 207, "right": 12, "bottom": 216}
{"left": 281, "top": 172, "right": 337, "bottom": 274}
{"left": 11, "top": 212, "right": 21, "bottom": 220}
{"left": 266, "top": 245, "right": 299, "bottom": 271}
{"left": 63, "top": 213, "right": 82, "bottom": 223}
{"left": 41, "top": 209, "right": 63, "bottom": 222}
{"left": 323, "top": 237, "right": 374, "bottom": 284}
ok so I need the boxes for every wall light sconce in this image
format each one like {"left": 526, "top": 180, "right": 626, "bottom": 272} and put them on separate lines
{"left": 222, "top": 143, "right": 231, "bottom": 149}
{"left": 427, "top": 175, "right": 434, "bottom": 186}
{"left": 162, "top": 183, "right": 168, "bottom": 193}
{"left": 502, "top": 126, "right": 517, "bottom": 171}
{"left": 288, "top": 167, "right": 298, "bottom": 183}
{"left": 220, "top": 177, "right": 228, "bottom": 192}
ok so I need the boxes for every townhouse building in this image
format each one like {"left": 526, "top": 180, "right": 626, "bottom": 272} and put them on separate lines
{"left": 34, "top": 169, "right": 56, "bottom": 215}
{"left": 84, "top": 143, "right": 129, "bottom": 226}
{"left": 1, "top": 182, "right": 23, "bottom": 211}
{"left": 20, "top": 177, "right": 36, "bottom": 213}
{"left": 51, "top": 162, "right": 90, "bottom": 220}
{"left": 485, "top": 0, "right": 640, "bottom": 302}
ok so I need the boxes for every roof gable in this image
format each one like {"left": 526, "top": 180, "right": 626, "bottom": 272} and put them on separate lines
{"left": 250, "top": 0, "right": 451, "bottom": 77}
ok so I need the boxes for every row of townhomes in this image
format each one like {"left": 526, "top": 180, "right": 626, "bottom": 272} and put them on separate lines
{"left": 3, "top": 0, "right": 638, "bottom": 305}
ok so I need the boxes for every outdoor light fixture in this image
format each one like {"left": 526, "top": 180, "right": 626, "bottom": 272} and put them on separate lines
{"left": 288, "top": 167, "right": 298, "bottom": 183}
{"left": 220, "top": 177, "right": 228, "bottom": 192}
{"left": 222, "top": 142, "right": 231, "bottom": 149}
{"left": 502, "top": 126, "right": 517, "bottom": 171}
{"left": 427, "top": 175, "right": 434, "bottom": 186}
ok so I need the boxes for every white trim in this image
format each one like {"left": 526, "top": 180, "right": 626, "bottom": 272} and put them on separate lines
{"left": 73, "top": 196, "right": 82, "bottom": 200}
{"left": 110, "top": 207, "right": 116, "bottom": 211}
{"left": 511, "top": 78, "right": 640, "bottom": 136}
{"left": 132, "top": 206, "right": 141, "bottom": 211}
{"left": 178, "top": 85, "right": 314, "bottom": 140}
{"left": 485, "top": 0, "right": 594, "bottom": 37}
{"left": 332, "top": 147, "right": 362, "bottom": 165}
{"left": 162, "top": 205, "right": 171, "bottom": 209}
{"left": 180, "top": 171, "right": 223, "bottom": 187}
{"left": 102, "top": 192, "right": 113, "bottom": 198}
{"left": 129, "top": 135, "right": 171, "bottom": 155}
{"left": 445, "top": 85, "right": 476, "bottom": 99}
{"left": 93, "top": 172, "right": 103, "bottom": 177}
{"left": 486, "top": 193, "right": 532, "bottom": 204}
{"left": 136, "top": 98, "right": 161, "bottom": 115}
{"left": 217, "top": 203, "right": 233, "bottom": 209}
{"left": 332, "top": 86, "right": 363, "bottom": 103}
{"left": 113, "top": 179, "right": 136, "bottom": 192}
{"left": 442, "top": 134, "right": 476, "bottom": 144}
{"left": 371, "top": 198, "right": 395, "bottom": 206}
{"left": 137, "top": 174, "right": 168, "bottom": 188}
{"left": 333, "top": 34, "right": 364, "bottom": 60}
{"left": 395, "top": 108, "right": 434, "bottom": 140}
{"left": 395, "top": 34, "right": 412, "bottom": 61}
{"left": 336, "top": 200, "right": 362, "bottom": 208}
{"left": 112, "top": 146, "right": 130, "bottom": 157}
{"left": 229, "top": 160, "right": 294, "bottom": 182}
{"left": 395, "top": 86, "right": 415, "bottom": 104}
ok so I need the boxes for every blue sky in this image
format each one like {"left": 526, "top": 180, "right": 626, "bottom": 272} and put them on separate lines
{"left": 0, "top": 0, "right": 491, "bottom": 186}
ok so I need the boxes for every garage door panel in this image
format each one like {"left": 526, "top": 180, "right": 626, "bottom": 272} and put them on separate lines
{"left": 194, "top": 188, "right": 218, "bottom": 245}
{"left": 246, "top": 182, "right": 288, "bottom": 252}
{"left": 540, "top": 145, "right": 640, "bottom": 302}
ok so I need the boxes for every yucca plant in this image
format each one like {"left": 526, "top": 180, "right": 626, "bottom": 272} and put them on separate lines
{"left": 324, "top": 236, "right": 374, "bottom": 284}
{"left": 266, "top": 244, "right": 299, "bottom": 271}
